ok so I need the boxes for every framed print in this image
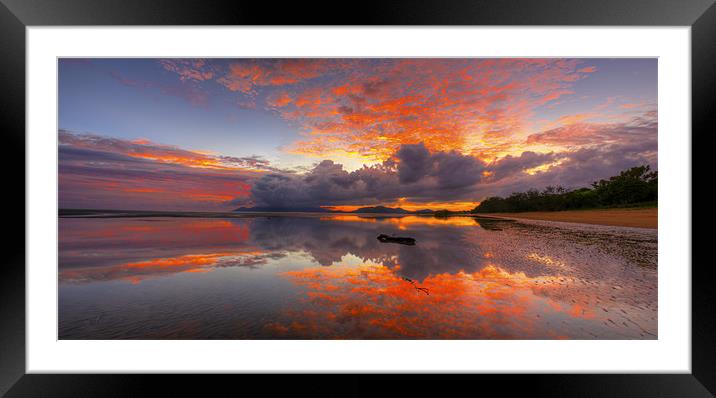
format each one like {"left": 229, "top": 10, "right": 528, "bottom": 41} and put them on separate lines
{"left": 2, "top": 0, "right": 715, "bottom": 396}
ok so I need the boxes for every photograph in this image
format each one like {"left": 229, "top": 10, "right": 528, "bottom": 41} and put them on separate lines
{"left": 2, "top": 0, "right": 710, "bottom": 391}
{"left": 57, "top": 57, "right": 658, "bottom": 340}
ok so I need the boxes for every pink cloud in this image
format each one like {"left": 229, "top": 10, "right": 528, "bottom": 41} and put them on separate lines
{"left": 59, "top": 130, "right": 271, "bottom": 211}
{"left": 159, "top": 59, "right": 216, "bottom": 82}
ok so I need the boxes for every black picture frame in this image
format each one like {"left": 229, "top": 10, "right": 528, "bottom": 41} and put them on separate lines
{"left": 2, "top": 0, "right": 714, "bottom": 396}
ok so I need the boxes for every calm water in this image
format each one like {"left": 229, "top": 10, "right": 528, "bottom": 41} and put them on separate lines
{"left": 58, "top": 213, "right": 657, "bottom": 339}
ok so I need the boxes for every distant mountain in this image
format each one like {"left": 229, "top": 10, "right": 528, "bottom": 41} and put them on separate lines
{"left": 234, "top": 205, "right": 438, "bottom": 214}
{"left": 352, "top": 206, "right": 411, "bottom": 214}
{"left": 413, "top": 209, "right": 435, "bottom": 214}
{"left": 234, "top": 206, "right": 330, "bottom": 213}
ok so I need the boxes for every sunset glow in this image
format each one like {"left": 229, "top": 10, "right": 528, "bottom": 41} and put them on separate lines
{"left": 59, "top": 58, "right": 656, "bottom": 211}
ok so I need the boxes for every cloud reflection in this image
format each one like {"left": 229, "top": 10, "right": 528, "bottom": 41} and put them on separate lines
{"left": 60, "top": 251, "right": 273, "bottom": 284}
{"left": 266, "top": 263, "right": 615, "bottom": 339}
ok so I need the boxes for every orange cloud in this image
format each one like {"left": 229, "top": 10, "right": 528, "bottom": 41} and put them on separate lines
{"left": 270, "top": 59, "right": 596, "bottom": 163}
{"left": 122, "top": 187, "right": 165, "bottom": 193}
{"left": 159, "top": 59, "right": 216, "bottom": 82}
{"left": 217, "top": 59, "right": 338, "bottom": 94}
{"left": 267, "top": 91, "right": 293, "bottom": 108}
{"left": 159, "top": 59, "right": 600, "bottom": 165}
{"left": 60, "top": 130, "right": 273, "bottom": 172}
{"left": 64, "top": 170, "right": 252, "bottom": 206}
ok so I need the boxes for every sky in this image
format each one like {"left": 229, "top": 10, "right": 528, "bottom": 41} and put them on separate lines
{"left": 58, "top": 58, "right": 657, "bottom": 211}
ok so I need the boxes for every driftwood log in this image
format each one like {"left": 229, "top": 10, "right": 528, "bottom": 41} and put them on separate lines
{"left": 377, "top": 234, "right": 416, "bottom": 246}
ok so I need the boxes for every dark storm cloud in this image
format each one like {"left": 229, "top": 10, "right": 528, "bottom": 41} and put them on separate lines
{"left": 250, "top": 143, "right": 490, "bottom": 208}
{"left": 396, "top": 143, "right": 485, "bottom": 187}
{"left": 248, "top": 132, "right": 657, "bottom": 208}
{"left": 486, "top": 151, "right": 559, "bottom": 181}
{"left": 396, "top": 143, "right": 431, "bottom": 183}
{"left": 483, "top": 141, "right": 657, "bottom": 198}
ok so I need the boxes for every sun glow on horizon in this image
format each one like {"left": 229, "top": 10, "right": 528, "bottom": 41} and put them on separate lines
{"left": 324, "top": 199, "right": 480, "bottom": 213}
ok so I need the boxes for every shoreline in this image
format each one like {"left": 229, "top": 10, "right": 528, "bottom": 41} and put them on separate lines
{"left": 479, "top": 207, "right": 657, "bottom": 229}
{"left": 59, "top": 207, "right": 658, "bottom": 229}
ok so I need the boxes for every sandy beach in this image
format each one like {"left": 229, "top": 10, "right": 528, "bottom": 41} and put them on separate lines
{"left": 481, "top": 207, "right": 657, "bottom": 229}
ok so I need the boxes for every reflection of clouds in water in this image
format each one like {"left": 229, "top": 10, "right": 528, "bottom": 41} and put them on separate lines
{"left": 249, "top": 215, "right": 490, "bottom": 280}
{"left": 59, "top": 215, "right": 657, "bottom": 291}
{"left": 250, "top": 215, "right": 657, "bottom": 338}
{"left": 58, "top": 214, "right": 657, "bottom": 339}
{"left": 248, "top": 215, "right": 656, "bottom": 283}
{"left": 60, "top": 251, "right": 284, "bottom": 284}
{"left": 267, "top": 263, "right": 650, "bottom": 339}
{"left": 59, "top": 217, "right": 255, "bottom": 269}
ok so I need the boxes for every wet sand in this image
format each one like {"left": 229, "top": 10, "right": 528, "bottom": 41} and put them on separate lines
{"left": 482, "top": 207, "right": 657, "bottom": 229}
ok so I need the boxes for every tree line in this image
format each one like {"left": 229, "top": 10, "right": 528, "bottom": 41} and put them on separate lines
{"left": 472, "top": 165, "right": 657, "bottom": 213}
